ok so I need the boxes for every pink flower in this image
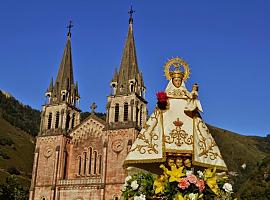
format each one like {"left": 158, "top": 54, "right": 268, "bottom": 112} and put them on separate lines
{"left": 187, "top": 174, "right": 197, "bottom": 184}
{"left": 178, "top": 178, "right": 190, "bottom": 190}
{"left": 196, "top": 179, "right": 205, "bottom": 192}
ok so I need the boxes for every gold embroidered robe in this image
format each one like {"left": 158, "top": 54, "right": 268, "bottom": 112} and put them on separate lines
{"left": 125, "top": 80, "right": 227, "bottom": 171}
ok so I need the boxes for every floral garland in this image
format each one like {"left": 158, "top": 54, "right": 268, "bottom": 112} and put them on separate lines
{"left": 122, "top": 161, "right": 236, "bottom": 200}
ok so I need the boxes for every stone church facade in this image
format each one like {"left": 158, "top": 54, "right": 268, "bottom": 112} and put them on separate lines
{"left": 29, "top": 12, "right": 148, "bottom": 200}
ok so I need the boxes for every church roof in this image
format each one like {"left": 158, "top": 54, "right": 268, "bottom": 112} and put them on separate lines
{"left": 46, "top": 29, "right": 80, "bottom": 107}
{"left": 116, "top": 15, "right": 143, "bottom": 95}
{"left": 55, "top": 36, "right": 74, "bottom": 92}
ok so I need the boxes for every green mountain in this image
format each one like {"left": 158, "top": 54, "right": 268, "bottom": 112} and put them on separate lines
{"left": 0, "top": 90, "right": 269, "bottom": 199}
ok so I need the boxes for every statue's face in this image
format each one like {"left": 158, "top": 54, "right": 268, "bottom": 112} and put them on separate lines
{"left": 176, "top": 158, "right": 183, "bottom": 167}
{"left": 172, "top": 78, "right": 182, "bottom": 88}
{"left": 184, "top": 159, "right": 191, "bottom": 168}
{"left": 167, "top": 158, "right": 175, "bottom": 167}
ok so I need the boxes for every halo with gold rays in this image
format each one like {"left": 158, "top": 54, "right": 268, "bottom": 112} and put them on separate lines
{"left": 164, "top": 57, "right": 190, "bottom": 81}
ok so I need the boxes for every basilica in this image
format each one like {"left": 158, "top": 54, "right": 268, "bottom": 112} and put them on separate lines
{"left": 29, "top": 9, "right": 147, "bottom": 200}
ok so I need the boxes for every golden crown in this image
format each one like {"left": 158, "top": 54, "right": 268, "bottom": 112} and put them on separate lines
{"left": 164, "top": 57, "right": 190, "bottom": 81}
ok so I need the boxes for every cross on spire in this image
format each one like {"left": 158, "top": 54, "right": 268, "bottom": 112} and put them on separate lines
{"left": 67, "top": 20, "right": 74, "bottom": 37}
{"left": 128, "top": 5, "right": 135, "bottom": 24}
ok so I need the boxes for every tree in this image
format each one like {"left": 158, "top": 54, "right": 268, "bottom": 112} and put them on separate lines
{"left": 0, "top": 175, "right": 28, "bottom": 200}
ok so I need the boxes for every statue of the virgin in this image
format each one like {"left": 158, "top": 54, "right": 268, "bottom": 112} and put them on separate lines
{"left": 124, "top": 57, "right": 227, "bottom": 174}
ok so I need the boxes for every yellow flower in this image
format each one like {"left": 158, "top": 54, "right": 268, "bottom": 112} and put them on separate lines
{"left": 160, "top": 164, "right": 185, "bottom": 182}
{"left": 206, "top": 176, "right": 219, "bottom": 195}
{"left": 204, "top": 168, "right": 220, "bottom": 195}
{"left": 204, "top": 167, "right": 216, "bottom": 178}
{"left": 169, "top": 165, "right": 185, "bottom": 182}
{"left": 174, "top": 193, "right": 185, "bottom": 200}
{"left": 154, "top": 175, "right": 167, "bottom": 194}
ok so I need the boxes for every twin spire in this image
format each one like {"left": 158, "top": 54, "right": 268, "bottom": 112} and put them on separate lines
{"left": 112, "top": 5, "right": 145, "bottom": 97}
{"left": 46, "top": 20, "right": 79, "bottom": 107}
{"left": 46, "top": 5, "right": 145, "bottom": 105}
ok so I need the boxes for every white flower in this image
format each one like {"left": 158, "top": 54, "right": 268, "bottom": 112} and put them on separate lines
{"left": 121, "top": 184, "right": 127, "bottom": 192}
{"left": 125, "top": 175, "right": 132, "bottom": 183}
{"left": 134, "top": 194, "right": 146, "bottom": 200}
{"left": 197, "top": 170, "right": 204, "bottom": 178}
{"left": 223, "top": 183, "right": 233, "bottom": 193}
{"left": 188, "top": 193, "right": 198, "bottom": 200}
{"left": 186, "top": 170, "right": 193, "bottom": 176}
{"left": 241, "top": 163, "right": 246, "bottom": 169}
{"left": 131, "top": 180, "right": 139, "bottom": 190}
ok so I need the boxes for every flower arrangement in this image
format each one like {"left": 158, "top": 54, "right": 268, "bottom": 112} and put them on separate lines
{"left": 156, "top": 92, "right": 168, "bottom": 110}
{"left": 122, "top": 158, "right": 236, "bottom": 200}
{"left": 122, "top": 173, "right": 155, "bottom": 200}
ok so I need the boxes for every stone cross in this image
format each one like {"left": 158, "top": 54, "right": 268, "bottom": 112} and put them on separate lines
{"left": 90, "top": 102, "right": 97, "bottom": 113}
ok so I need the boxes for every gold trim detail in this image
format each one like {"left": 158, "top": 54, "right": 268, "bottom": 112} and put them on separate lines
{"left": 130, "top": 109, "right": 160, "bottom": 154}
{"left": 164, "top": 57, "right": 190, "bottom": 81}
{"left": 165, "top": 118, "right": 193, "bottom": 147}
{"left": 196, "top": 119, "right": 223, "bottom": 161}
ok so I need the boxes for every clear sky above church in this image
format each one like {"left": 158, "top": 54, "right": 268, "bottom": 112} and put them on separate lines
{"left": 0, "top": 1, "right": 269, "bottom": 136}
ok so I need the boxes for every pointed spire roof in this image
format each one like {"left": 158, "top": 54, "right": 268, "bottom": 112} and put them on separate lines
{"left": 47, "top": 77, "right": 54, "bottom": 92}
{"left": 116, "top": 6, "right": 140, "bottom": 94}
{"left": 55, "top": 36, "right": 74, "bottom": 91}
{"left": 112, "top": 68, "right": 118, "bottom": 82}
{"left": 47, "top": 22, "right": 79, "bottom": 107}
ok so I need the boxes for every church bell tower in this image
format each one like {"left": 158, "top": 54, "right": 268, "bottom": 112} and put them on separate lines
{"left": 104, "top": 6, "right": 148, "bottom": 199}
{"left": 29, "top": 22, "right": 81, "bottom": 200}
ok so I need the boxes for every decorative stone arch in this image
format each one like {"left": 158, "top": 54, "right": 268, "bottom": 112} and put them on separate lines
{"left": 40, "top": 195, "right": 47, "bottom": 200}
{"left": 112, "top": 194, "right": 120, "bottom": 200}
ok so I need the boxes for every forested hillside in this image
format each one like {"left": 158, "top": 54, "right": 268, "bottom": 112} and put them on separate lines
{"left": 0, "top": 90, "right": 40, "bottom": 136}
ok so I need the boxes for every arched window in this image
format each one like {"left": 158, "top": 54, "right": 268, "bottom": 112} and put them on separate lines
{"left": 98, "top": 155, "right": 102, "bottom": 174}
{"left": 111, "top": 83, "right": 116, "bottom": 95}
{"left": 114, "top": 104, "right": 119, "bottom": 122}
{"left": 140, "top": 105, "right": 143, "bottom": 127}
{"left": 62, "top": 94, "right": 66, "bottom": 101}
{"left": 83, "top": 152, "right": 87, "bottom": 175}
{"left": 47, "top": 112, "right": 52, "bottom": 129}
{"left": 63, "top": 151, "right": 68, "bottom": 179}
{"left": 65, "top": 114, "right": 70, "bottom": 130}
{"left": 123, "top": 102, "right": 128, "bottom": 121}
{"left": 55, "top": 111, "right": 60, "bottom": 128}
{"left": 89, "top": 147, "right": 92, "bottom": 174}
{"left": 94, "top": 151, "right": 97, "bottom": 174}
{"left": 78, "top": 156, "right": 81, "bottom": 175}
{"left": 136, "top": 107, "right": 139, "bottom": 125}
{"left": 113, "top": 195, "right": 119, "bottom": 200}
{"left": 71, "top": 113, "right": 75, "bottom": 129}
{"left": 130, "top": 83, "right": 134, "bottom": 92}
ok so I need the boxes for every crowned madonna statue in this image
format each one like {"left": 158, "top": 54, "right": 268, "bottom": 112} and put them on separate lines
{"left": 124, "top": 57, "right": 227, "bottom": 175}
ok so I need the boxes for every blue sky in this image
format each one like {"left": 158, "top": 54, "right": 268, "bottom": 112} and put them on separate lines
{"left": 0, "top": 1, "right": 269, "bottom": 136}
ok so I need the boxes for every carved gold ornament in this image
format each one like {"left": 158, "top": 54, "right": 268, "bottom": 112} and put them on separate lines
{"left": 164, "top": 57, "right": 190, "bottom": 81}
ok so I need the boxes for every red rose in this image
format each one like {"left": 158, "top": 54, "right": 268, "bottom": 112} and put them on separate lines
{"left": 156, "top": 92, "right": 168, "bottom": 103}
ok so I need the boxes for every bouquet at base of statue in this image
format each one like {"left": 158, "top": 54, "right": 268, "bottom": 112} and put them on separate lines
{"left": 122, "top": 165, "right": 237, "bottom": 200}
